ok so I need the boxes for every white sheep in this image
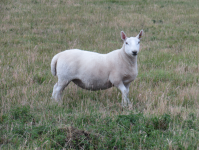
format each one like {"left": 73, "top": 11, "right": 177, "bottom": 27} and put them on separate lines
{"left": 51, "top": 30, "right": 143, "bottom": 106}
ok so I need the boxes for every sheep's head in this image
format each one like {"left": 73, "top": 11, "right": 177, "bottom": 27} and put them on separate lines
{"left": 121, "top": 30, "right": 143, "bottom": 57}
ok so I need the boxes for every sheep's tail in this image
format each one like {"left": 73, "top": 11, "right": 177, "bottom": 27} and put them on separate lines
{"left": 51, "top": 54, "right": 59, "bottom": 76}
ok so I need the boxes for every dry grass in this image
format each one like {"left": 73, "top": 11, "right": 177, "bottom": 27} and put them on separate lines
{"left": 1, "top": 0, "right": 199, "bottom": 149}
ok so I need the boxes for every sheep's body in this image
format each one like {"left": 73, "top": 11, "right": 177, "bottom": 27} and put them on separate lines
{"left": 51, "top": 49, "right": 137, "bottom": 90}
{"left": 51, "top": 30, "right": 143, "bottom": 106}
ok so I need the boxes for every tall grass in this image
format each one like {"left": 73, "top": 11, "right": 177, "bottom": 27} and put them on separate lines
{"left": 1, "top": 0, "right": 199, "bottom": 149}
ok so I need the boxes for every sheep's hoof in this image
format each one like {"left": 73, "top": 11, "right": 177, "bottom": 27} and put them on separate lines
{"left": 128, "top": 103, "right": 133, "bottom": 109}
{"left": 51, "top": 96, "right": 61, "bottom": 103}
{"left": 121, "top": 103, "right": 128, "bottom": 107}
{"left": 121, "top": 102, "right": 132, "bottom": 108}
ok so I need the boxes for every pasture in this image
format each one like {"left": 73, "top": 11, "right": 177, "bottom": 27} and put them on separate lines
{"left": 1, "top": 0, "right": 199, "bottom": 149}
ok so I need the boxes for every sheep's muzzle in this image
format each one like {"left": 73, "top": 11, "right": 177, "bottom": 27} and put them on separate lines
{"left": 132, "top": 51, "right": 137, "bottom": 56}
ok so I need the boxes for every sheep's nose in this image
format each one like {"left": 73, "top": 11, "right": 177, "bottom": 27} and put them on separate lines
{"left": 132, "top": 51, "right": 137, "bottom": 56}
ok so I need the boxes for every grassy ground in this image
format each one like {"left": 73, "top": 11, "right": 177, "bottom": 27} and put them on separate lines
{"left": 1, "top": 0, "right": 199, "bottom": 149}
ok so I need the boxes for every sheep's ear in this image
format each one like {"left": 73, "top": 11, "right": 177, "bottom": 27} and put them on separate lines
{"left": 121, "top": 31, "right": 127, "bottom": 41}
{"left": 136, "top": 30, "right": 144, "bottom": 39}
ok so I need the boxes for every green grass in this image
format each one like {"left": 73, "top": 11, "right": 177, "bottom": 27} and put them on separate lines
{"left": 1, "top": 0, "right": 199, "bottom": 149}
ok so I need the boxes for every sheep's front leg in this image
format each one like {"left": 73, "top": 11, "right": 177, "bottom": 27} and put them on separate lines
{"left": 124, "top": 83, "right": 131, "bottom": 105}
{"left": 117, "top": 82, "right": 130, "bottom": 107}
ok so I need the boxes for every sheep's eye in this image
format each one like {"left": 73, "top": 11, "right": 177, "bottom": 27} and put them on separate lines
{"left": 138, "top": 41, "right": 140, "bottom": 44}
{"left": 126, "top": 42, "right": 128, "bottom": 45}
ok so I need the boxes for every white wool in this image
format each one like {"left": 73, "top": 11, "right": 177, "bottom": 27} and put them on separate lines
{"left": 51, "top": 30, "right": 143, "bottom": 107}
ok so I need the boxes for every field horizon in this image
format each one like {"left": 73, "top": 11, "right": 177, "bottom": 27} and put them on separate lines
{"left": 1, "top": 0, "right": 199, "bottom": 149}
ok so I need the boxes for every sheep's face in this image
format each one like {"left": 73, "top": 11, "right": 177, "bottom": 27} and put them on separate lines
{"left": 124, "top": 37, "right": 140, "bottom": 57}
{"left": 121, "top": 30, "right": 143, "bottom": 57}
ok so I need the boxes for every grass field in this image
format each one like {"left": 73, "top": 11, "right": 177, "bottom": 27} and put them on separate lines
{"left": 1, "top": 0, "right": 199, "bottom": 149}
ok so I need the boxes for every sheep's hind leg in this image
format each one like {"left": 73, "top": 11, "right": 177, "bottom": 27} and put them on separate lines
{"left": 52, "top": 80, "right": 70, "bottom": 102}
{"left": 52, "top": 82, "right": 58, "bottom": 100}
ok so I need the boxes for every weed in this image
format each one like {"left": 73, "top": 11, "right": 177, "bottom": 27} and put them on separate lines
{"left": 11, "top": 106, "right": 33, "bottom": 123}
{"left": 33, "top": 73, "right": 46, "bottom": 84}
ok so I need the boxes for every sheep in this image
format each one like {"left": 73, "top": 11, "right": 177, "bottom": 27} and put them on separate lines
{"left": 51, "top": 30, "right": 143, "bottom": 107}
